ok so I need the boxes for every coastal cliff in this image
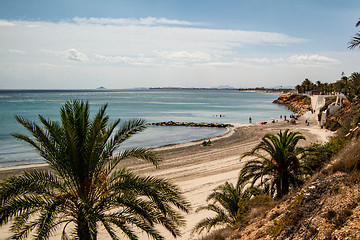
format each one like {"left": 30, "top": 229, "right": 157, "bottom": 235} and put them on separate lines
{"left": 273, "top": 94, "right": 311, "bottom": 115}
{"left": 325, "top": 100, "right": 360, "bottom": 130}
{"left": 225, "top": 137, "right": 360, "bottom": 240}
{"left": 221, "top": 96, "right": 360, "bottom": 240}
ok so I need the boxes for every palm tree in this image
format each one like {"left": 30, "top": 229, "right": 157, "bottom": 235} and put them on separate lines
{"left": 193, "top": 178, "right": 250, "bottom": 233}
{"left": 302, "top": 79, "right": 312, "bottom": 94}
{"left": 349, "top": 72, "right": 360, "bottom": 98}
{"left": 301, "top": 143, "right": 332, "bottom": 175}
{"left": 315, "top": 80, "right": 322, "bottom": 94}
{"left": 348, "top": 18, "right": 360, "bottom": 49}
{"left": 0, "top": 100, "right": 190, "bottom": 240}
{"left": 240, "top": 129, "right": 305, "bottom": 198}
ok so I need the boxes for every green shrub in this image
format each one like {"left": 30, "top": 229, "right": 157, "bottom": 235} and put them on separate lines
{"left": 196, "top": 228, "right": 233, "bottom": 240}
{"left": 237, "top": 194, "right": 274, "bottom": 221}
{"left": 325, "top": 119, "right": 342, "bottom": 131}
{"left": 331, "top": 135, "right": 360, "bottom": 173}
{"left": 302, "top": 143, "right": 333, "bottom": 174}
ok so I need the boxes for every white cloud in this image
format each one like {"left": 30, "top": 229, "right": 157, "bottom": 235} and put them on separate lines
{"left": 288, "top": 54, "right": 341, "bottom": 65}
{"left": 241, "top": 57, "right": 271, "bottom": 64}
{"left": 41, "top": 49, "right": 88, "bottom": 62}
{"left": 65, "top": 49, "right": 88, "bottom": 62}
{"left": 41, "top": 49, "right": 63, "bottom": 56}
{"left": 196, "top": 61, "right": 243, "bottom": 67}
{"left": 26, "top": 24, "right": 43, "bottom": 28}
{"left": 9, "top": 49, "right": 26, "bottom": 54}
{"left": 94, "top": 54, "right": 155, "bottom": 65}
{"left": 0, "top": 20, "right": 16, "bottom": 27}
{"left": 154, "top": 50, "right": 211, "bottom": 62}
{"left": 236, "top": 54, "right": 340, "bottom": 67}
{"left": 72, "top": 17, "right": 195, "bottom": 26}
{"left": 0, "top": 17, "right": 307, "bottom": 57}
{"left": 2, "top": 17, "right": 350, "bottom": 89}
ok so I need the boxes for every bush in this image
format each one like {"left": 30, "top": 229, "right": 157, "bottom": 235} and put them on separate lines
{"left": 196, "top": 228, "right": 233, "bottom": 240}
{"left": 325, "top": 208, "right": 353, "bottom": 229}
{"left": 325, "top": 119, "right": 342, "bottom": 131}
{"left": 237, "top": 194, "right": 274, "bottom": 222}
{"left": 302, "top": 143, "right": 333, "bottom": 175}
{"left": 331, "top": 137, "right": 360, "bottom": 173}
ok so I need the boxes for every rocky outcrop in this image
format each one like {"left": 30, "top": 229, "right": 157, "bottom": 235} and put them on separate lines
{"left": 225, "top": 132, "right": 360, "bottom": 240}
{"left": 226, "top": 171, "right": 360, "bottom": 240}
{"left": 148, "top": 121, "right": 233, "bottom": 128}
{"left": 273, "top": 94, "right": 311, "bottom": 115}
{"left": 325, "top": 100, "right": 359, "bottom": 130}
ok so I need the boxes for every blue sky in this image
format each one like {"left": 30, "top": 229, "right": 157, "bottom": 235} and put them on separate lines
{"left": 0, "top": 0, "right": 359, "bottom": 89}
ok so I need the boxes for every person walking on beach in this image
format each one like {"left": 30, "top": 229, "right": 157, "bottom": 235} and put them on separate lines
{"left": 249, "top": 117, "right": 252, "bottom": 123}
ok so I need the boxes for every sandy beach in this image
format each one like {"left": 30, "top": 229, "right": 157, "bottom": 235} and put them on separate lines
{"left": 136, "top": 116, "right": 332, "bottom": 240}
{"left": 0, "top": 109, "right": 334, "bottom": 240}
{"left": 0, "top": 120, "right": 333, "bottom": 240}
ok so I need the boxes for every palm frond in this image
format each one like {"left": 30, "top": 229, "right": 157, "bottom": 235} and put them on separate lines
{"left": 109, "top": 147, "right": 161, "bottom": 172}
{"left": 4, "top": 100, "right": 190, "bottom": 240}
{"left": 193, "top": 204, "right": 231, "bottom": 233}
{"left": 239, "top": 129, "right": 305, "bottom": 198}
{"left": 106, "top": 118, "right": 147, "bottom": 154}
{"left": 348, "top": 32, "right": 360, "bottom": 49}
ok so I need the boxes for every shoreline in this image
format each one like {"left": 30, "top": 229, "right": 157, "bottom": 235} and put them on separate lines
{"left": 0, "top": 113, "right": 332, "bottom": 180}
{"left": 0, "top": 124, "right": 236, "bottom": 180}
{"left": 0, "top": 114, "right": 334, "bottom": 239}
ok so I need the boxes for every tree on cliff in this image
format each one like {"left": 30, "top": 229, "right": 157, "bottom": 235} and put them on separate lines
{"left": 349, "top": 72, "right": 360, "bottom": 99}
{"left": 240, "top": 129, "right": 305, "bottom": 198}
{"left": 0, "top": 100, "right": 190, "bottom": 240}
{"left": 348, "top": 18, "right": 360, "bottom": 49}
{"left": 302, "top": 79, "right": 313, "bottom": 93}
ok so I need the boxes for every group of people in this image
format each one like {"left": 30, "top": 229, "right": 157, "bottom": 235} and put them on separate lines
{"left": 202, "top": 139, "right": 212, "bottom": 146}
{"left": 248, "top": 114, "right": 303, "bottom": 125}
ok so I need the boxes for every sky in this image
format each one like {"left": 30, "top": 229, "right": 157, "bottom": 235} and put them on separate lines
{"left": 0, "top": 0, "right": 359, "bottom": 89}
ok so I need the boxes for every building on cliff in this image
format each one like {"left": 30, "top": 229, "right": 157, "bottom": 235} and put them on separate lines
{"left": 327, "top": 93, "right": 346, "bottom": 115}
{"left": 320, "top": 93, "right": 347, "bottom": 126}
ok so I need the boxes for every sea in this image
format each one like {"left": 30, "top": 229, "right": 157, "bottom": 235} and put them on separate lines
{"left": 0, "top": 89, "right": 293, "bottom": 167}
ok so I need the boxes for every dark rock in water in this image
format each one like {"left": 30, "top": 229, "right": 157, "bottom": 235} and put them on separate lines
{"left": 148, "top": 121, "right": 233, "bottom": 128}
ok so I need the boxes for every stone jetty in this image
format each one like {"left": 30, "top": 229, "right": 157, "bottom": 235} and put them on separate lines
{"left": 148, "top": 121, "right": 233, "bottom": 128}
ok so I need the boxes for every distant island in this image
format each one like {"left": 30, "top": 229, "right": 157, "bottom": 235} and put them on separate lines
{"left": 97, "top": 86, "right": 106, "bottom": 90}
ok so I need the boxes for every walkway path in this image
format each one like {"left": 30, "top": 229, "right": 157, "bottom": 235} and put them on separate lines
{"left": 311, "top": 95, "right": 328, "bottom": 115}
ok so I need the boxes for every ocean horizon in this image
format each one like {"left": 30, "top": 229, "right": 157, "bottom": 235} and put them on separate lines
{"left": 0, "top": 89, "right": 293, "bottom": 167}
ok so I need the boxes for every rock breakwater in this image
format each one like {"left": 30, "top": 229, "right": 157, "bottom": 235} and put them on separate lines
{"left": 148, "top": 121, "right": 233, "bottom": 128}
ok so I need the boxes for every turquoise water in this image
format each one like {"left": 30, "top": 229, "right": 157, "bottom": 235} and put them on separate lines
{"left": 0, "top": 89, "right": 292, "bottom": 167}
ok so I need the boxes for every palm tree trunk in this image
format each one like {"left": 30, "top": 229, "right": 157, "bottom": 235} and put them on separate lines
{"left": 77, "top": 211, "right": 94, "bottom": 240}
{"left": 275, "top": 178, "right": 282, "bottom": 198}
{"left": 281, "top": 173, "right": 290, "bottom": 196}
